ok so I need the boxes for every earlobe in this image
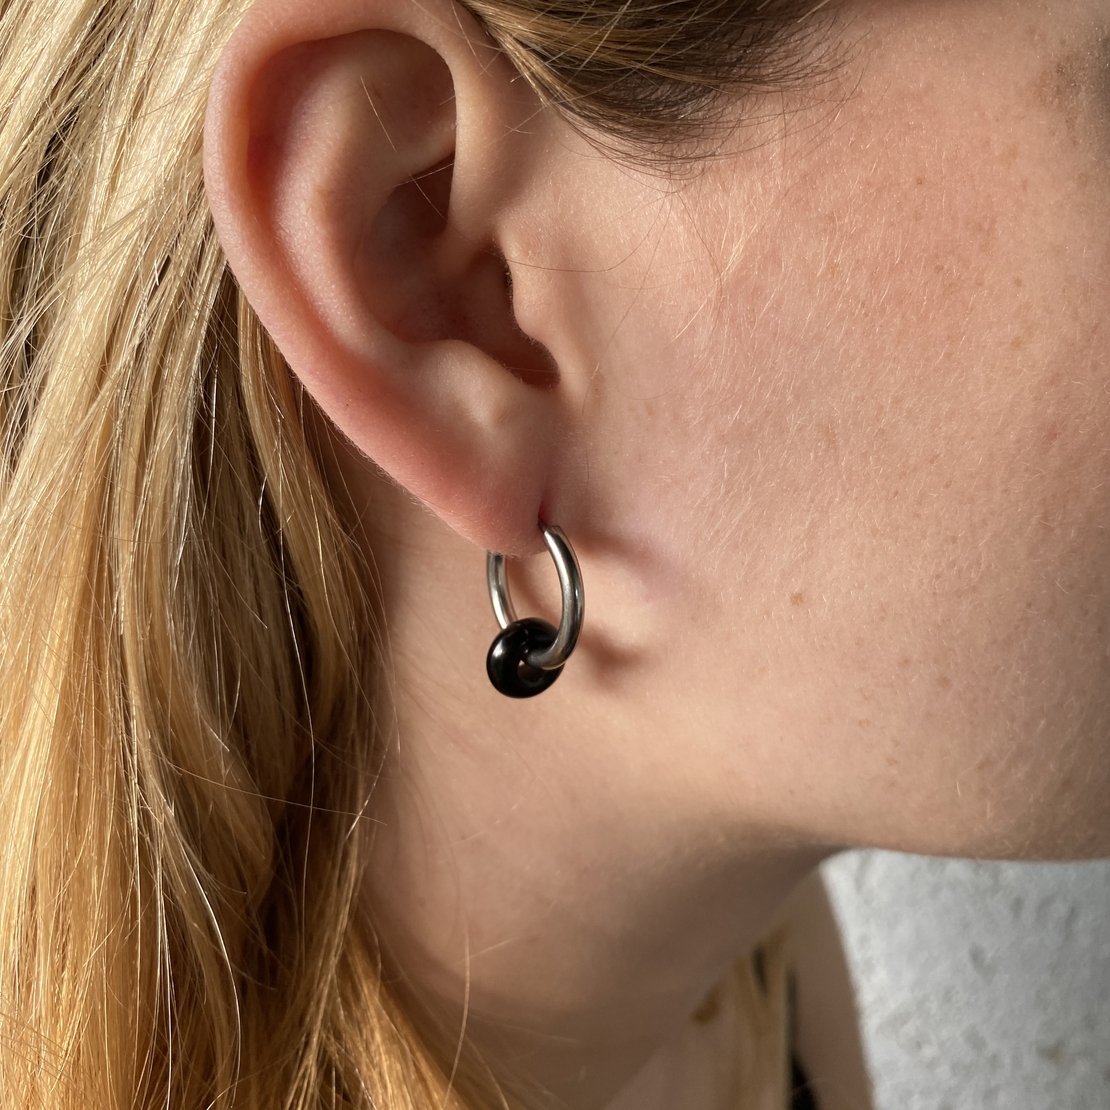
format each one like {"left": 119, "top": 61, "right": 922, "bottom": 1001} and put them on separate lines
{"left": 203, "top": 0, "right": 561, "bottom": 553}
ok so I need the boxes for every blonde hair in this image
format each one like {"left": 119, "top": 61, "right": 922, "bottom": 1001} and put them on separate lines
{"left": 0, "top": 0, "right": 813, "bottom": 1106}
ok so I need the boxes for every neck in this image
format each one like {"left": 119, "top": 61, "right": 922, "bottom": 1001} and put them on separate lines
{"left": 367, "top": 767, "right": 823, "bottom": 1108}
{"left": 356, "top": 479, "right": 829, "bottom": 1109}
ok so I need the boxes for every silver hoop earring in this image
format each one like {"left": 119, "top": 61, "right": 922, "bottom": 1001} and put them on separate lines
{"left": 486, "top": 524, "right": 584, "bottom": 698}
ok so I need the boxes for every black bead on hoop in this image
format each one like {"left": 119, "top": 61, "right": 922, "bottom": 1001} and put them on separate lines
{"left": 486, "top": 525, "right": 584, "bottom": 698}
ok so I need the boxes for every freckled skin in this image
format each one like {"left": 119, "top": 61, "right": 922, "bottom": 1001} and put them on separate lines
{"left": 357, "top": 3, "right": 1110, "bottom": 1107}
{"left": 516, "top": 0, "right": 1110, "bottom": 861}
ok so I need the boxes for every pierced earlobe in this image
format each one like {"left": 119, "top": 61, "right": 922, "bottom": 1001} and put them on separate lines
{"left": 486, "top": 524, "right": 584, "bottom": 698}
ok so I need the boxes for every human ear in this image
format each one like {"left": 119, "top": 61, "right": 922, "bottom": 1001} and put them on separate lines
{"left": 203, "top": 0, "right": 562, "bottom": 553}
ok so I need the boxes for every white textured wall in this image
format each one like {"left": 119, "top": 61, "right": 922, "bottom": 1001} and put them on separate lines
{"left": 821, "top": 852, "right": 1110, "bottom": 1110}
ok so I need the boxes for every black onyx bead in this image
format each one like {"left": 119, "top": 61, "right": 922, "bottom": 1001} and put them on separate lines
{"left": 486, "top": 618, "right": 563, "bottom": 698}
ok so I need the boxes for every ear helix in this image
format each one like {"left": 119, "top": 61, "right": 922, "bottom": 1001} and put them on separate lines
{"left": 486, "top": 525, "right": 584, "bottom": 697}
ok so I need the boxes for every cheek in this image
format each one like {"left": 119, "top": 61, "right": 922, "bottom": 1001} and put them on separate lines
{"left": 586, "top": 9, "right": 1110, "bottom": 853}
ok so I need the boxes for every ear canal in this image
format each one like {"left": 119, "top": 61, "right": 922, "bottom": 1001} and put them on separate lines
{"left": 361, "top": 157, "right": 559, "bottom": 389}
{"left": 496, "top": 257, "right": 561, "bottom": 389}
